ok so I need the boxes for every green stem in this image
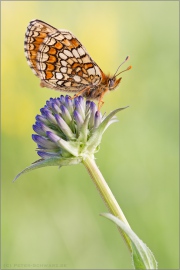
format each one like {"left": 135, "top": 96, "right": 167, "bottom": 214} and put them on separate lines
{"left": 82, "top": 155, "right": 132, "bottom": 252}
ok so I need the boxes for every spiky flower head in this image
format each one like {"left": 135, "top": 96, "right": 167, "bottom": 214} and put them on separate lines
{"left": 14, "top": 95, "right": 127, "bottom": 181}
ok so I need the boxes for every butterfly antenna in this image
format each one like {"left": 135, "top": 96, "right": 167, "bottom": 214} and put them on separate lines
{"left": 113, "top": 56, "right": 132, "bottom": 78}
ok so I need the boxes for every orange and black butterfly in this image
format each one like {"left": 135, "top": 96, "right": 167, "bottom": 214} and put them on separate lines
{"left": 24, "top": 19, "right": 131, "bottom": 110}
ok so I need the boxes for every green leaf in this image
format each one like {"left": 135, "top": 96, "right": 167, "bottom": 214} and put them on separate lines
{"left": 56, "top": 138, "right": 79, "bottom": 156}
{"left": 101, "top": 213, "right": 158, "bottom": 269}
{"left": 78, "top": 112, "right": 90, "bottom": 143}
{"left": 86, "top": 107, "right": 128, "bottom": 153}
{"left": 100, "top": 107, "right": 129, "bottom": 133}
{"left": 13, "top": 156, "right": 82, "bottom": 182}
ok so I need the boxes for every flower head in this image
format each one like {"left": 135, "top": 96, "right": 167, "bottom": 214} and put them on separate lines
{"left": 14, "top": 95, "right": 127, "bottom": 181}
{"left": 33, "top": 95, "right": 102, "bottom": 159}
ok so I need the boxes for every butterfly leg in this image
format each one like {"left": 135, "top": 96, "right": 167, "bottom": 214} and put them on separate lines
{"left": 98, "top": 100, "right": 104, "bottom": 111}
{"left": 70, "top": 86, "right": 91, "bottom": 100}
{"left": 98, "top": 89, "right": 109, "bottom": 111}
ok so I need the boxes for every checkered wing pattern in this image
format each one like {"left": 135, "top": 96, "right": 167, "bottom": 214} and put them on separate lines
{"left": 24, "top": 19, "right": 103, "bottom": 93}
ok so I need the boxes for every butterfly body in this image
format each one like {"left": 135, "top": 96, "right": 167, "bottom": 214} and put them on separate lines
{"left": 24, "top": 19, "right": 129, "bottom": 110}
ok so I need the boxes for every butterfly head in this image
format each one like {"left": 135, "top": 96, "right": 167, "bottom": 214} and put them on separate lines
{"left": 109, "top": 56, "right": 132, "bottom": 91}
{"left": 108, "top": 77, "right": 122, "bottom": 90}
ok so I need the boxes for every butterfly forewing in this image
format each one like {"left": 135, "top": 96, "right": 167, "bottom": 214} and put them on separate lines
{"left": 24, "top": 19, "right": 103, "bottom": 92}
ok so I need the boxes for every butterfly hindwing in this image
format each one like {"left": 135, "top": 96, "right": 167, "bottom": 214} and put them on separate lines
{"left": 24, "top": 19, "right": 57, "bottom": 76}
{"left": 25, "top": 19, "right": 103, "bottom": 92}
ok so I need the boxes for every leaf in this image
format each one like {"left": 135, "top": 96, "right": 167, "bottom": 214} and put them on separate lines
{"left": 56, "top": 138, "right": 79, "bottom": 156}
{"left": 100, "top": 106, "right": 129, "bottom": 133}
{"left": 78, "top": 112, "right": 90, "bottom": 143}
{"left": 101, "top": 213, "right": 158, "bottom": 269}
{"left": 86, "top": 107, "right": 128, "bottom": 154}
{"left": 13, "top": 156, "right": 82, "bottom": 182}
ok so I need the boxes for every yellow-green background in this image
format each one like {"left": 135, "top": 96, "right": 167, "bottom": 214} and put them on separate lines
{"left": 2, "top": 1, "right": 179, "bottom": 269}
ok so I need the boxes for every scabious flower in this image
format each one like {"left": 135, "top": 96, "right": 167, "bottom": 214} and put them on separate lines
{"left": 14, "top": 95, "right": 127, "bottom": 180}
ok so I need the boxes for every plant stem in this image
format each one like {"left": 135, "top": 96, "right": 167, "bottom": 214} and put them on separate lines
{"left": 82, "top": 155, "right": 132, "bottom": 252}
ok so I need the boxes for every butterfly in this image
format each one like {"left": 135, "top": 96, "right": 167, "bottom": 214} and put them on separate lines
{"left": 24, "top": 19, "right": 131, "bottom": 110}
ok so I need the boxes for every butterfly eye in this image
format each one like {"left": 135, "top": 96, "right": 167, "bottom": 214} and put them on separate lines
{"left": 109, "top": 78, "right": 115, "bottom": 89}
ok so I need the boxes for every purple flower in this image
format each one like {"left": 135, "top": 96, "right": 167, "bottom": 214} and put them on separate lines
{"left": 32, "top": 95, "right": 103, "bottom": 159}
{"left": 14, "top": 94, "right": 127, "bottom": 181}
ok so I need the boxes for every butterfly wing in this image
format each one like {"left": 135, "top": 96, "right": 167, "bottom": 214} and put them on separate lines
{"left": 25, "top": 20, "right": 104, "bottom": 92}
{"left": 24, "top": 19, "right": 57, "bottom": 76}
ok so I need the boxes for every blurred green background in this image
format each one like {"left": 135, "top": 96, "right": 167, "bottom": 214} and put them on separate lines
{"left": 2, "top": 1, "right": 179, "bottom": 269}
